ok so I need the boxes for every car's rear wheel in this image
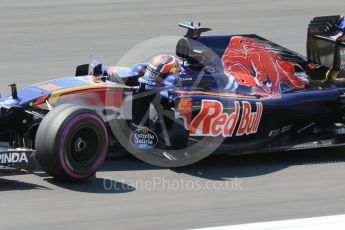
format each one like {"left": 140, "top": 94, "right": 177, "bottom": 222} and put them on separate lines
{"left": 35, "top": 104, "right": 108, "bottom": 182}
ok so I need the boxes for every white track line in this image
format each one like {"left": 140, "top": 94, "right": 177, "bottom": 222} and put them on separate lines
{"left": 191, "top": 214, "right": 345, "bottom": 230}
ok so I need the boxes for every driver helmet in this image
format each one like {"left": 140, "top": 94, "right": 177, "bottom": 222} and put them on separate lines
{"left": 144, "top": 55, "right": 181, "bottom": 80}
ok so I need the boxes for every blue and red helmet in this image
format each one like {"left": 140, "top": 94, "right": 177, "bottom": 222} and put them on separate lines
{"left": 144, "top": 55, "right": 181, "bottom": 79}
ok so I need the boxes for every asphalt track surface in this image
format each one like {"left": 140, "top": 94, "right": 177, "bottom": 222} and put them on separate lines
{"left": 1, "top": 0, "right": 345, "bottom": 229}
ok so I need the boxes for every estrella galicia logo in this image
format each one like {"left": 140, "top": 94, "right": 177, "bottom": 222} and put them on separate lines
{"left": 130, "top": 127, "right": 158, "bottom": 149}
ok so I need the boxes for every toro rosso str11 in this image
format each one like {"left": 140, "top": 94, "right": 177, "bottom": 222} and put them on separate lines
{"left": 0, "top": 15, "right": 345, "bottom": 181}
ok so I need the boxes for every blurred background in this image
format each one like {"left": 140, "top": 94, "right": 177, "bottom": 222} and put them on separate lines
{"left": 0, "top": 0, "right": 344, "bottom": 94}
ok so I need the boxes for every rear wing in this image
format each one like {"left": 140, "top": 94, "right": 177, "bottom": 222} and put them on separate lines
{"left": 307, "top": 15, "right": 345, "bottom": 75}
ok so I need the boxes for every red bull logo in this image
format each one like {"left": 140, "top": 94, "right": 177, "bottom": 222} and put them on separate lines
{"left": 185, "top": 100, "right": 263, "bottom": 137}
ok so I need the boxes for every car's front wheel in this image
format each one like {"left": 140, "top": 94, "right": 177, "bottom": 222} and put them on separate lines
{"left": 35, "top": 104, "right": 108, "bottom": 182}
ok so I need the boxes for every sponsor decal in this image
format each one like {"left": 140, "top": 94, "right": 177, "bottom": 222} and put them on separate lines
{"left": 138, "top": 77, "right": 157, "bottom": 86}
{"left": 36, "top": 83, "right": 62, "bottom": 91}
{"left": 182, "top": 100, "right": 263, "bottom": 137}
{"left": 130, "top": 127, "right": 158, "bottom": 149}
{"left": 0, "top": 152, "right": 28, "bottom": 164}
{"left": 268, "top": 124, "right": 293, "bottom": 137}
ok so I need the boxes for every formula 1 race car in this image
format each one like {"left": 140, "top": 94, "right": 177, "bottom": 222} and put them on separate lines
{"left": 0, "top": 15, "right": 344, "bottom": 181}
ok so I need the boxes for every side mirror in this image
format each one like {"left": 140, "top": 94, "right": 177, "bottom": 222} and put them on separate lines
{"left": 91, "top": 60, "right": 103, "bottom": 76}
{"left": 75, "top": 64, "right": 89, "bottom": 76}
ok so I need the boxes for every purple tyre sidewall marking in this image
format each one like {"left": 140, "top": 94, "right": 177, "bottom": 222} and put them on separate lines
{"left": 59, "top": 113, "right": 108, "bottom": 179}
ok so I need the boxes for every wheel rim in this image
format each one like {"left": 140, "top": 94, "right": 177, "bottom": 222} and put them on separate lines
{"left": 65, "top": 126, "right": 100, "bottom": 172}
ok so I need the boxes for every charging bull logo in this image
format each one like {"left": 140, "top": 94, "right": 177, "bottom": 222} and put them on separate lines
{"left": 222, "top": 37, "right": 309, "bottom": 99}
{"left": 181, "top": 100, "right": 263, "bottom": 137}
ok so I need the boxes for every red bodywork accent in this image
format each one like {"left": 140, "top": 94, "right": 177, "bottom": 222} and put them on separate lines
{"left": 59, "top": 88, "right": 124, "bottom": 108}
{"left": 33, "top": 95, "right": 50, "bottom": 108}
{"left": 222, "top": 37, "right": 309, "bottom": 99}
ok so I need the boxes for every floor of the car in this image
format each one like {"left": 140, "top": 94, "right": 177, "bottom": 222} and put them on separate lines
{"left": 214, "top": 134, "right": 345, "bottom": 155}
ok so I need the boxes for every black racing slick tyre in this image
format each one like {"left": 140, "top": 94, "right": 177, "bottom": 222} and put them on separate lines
{"left": 35, "top": 104, "right": 108, "bottom": 182}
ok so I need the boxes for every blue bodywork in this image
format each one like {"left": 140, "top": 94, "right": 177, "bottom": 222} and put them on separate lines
{"left": 1, "top": 16, "right": 345, "bottom": 155}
